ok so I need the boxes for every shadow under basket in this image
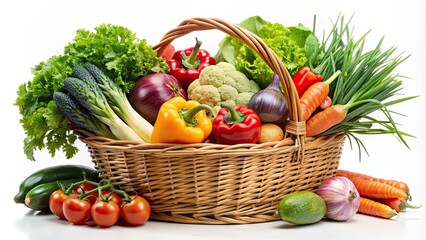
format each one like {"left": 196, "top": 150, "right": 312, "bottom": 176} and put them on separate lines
{"left": 74, "top": 17, "right": 347, "bottom": 224}
{"left": 75, "top": 129, "right": 345, "bottom": 224}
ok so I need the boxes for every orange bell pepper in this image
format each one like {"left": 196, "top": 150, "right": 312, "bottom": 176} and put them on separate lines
{"left": 150, "top": 97, "right": 214, "bottom": 144}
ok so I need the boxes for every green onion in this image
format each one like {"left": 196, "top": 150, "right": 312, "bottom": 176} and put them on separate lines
{"left": 311, "top": 14, "right": 416, "bottom": 156}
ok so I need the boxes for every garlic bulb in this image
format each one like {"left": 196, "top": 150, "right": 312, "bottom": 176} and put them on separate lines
{"left": 316, "top": 176, "right": 361, "bottom": 221}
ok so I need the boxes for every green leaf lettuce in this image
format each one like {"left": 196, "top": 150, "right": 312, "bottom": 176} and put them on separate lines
{"left": 15, "top": 24, "right": 169, "bottom": 160}
{"left": 217, "top": 16, "right": 319, "bottom": 89}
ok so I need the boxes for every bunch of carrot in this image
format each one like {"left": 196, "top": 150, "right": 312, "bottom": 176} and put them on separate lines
{"left": 298, "top": 69, "right": 367, "bottom": 137}
{"left": 299, "top": 70, "right": 344, "bottom": 137}
{"left": 337, "top": 169, "right": 421, "bottom": 219}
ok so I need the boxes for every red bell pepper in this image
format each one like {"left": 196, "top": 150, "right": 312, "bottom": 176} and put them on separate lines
{"left": 212, "top": 103, "right": 261, "bottom": 144}
{"left": 292, "top": 66, "right": 323, "bottom": 97}
{"left": 167, "top": 38, "right": 216, "bottom": 89}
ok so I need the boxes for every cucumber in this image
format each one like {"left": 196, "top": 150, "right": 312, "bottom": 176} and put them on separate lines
{"left": 24, "top": 179, "right": 80, "bottom": 211}
{"left": 14, "top": 165, "right": 99, "bottom": 204}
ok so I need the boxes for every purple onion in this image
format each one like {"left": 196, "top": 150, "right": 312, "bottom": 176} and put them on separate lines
{"left": 129, "top": 73, "right": 187, "bottom": 124}
{"left": 316, "top": 176, "right": 361, "bottom": 221}
{"left": 248, "top": 73, "right": 288, "bottom": 124}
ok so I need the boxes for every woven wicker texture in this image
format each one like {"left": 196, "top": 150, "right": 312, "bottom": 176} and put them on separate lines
{"left": 75, "top": 17, "right": 346, "bottom": 224}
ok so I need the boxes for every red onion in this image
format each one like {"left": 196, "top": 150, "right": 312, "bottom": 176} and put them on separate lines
{"left": 129, "top": 73, "right": 187, "bottom": 124}
{"left": 248, "top": 73, "right": 287, "bottom": 124}
{"left": 316, "top": 176, "right": 361, "bottom": 221}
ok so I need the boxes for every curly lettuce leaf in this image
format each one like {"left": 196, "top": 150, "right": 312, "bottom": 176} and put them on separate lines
{"left": 218, "top": 16, "right": 319, "bottom": 89}
{"left": 15, "top": 24, "right": 169, "bottom": 160}
{"left": 64, "top": 24, "right": 168, "bottom": 92}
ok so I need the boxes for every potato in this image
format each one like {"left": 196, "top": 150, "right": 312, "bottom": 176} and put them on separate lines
{"left": 257, "top": 123, "right": 284, "bottom": 143}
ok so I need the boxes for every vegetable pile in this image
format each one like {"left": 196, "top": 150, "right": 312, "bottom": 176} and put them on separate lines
{"left": 275, "top": 170, "right": 421, "bottom": 225}
{"left": 216, "top": 15, "right": 414, "bottom": 155}
{"left": 13, "top": 14, "right": 422, "bottom": 228}
{"left": 15, "top": 14, "right": 414, "bottom": 161}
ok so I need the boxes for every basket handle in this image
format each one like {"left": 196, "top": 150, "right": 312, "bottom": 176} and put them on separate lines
{"left": 153, "top": 18, "right": 306, "bottom": 142}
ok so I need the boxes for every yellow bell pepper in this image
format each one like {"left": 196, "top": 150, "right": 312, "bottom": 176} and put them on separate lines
{"left": 151, "top": 97, "right": 214, "bottom": 144}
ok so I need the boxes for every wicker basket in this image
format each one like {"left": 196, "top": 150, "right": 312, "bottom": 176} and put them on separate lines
{"left": 75, "top": 17, "right": 346, "bottom": 224}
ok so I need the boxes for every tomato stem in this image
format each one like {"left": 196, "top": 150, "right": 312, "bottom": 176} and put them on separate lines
{"left": 63, "top": 172, "right": 135, "bottom": 202}
{"left": 64, "top": 175, "right": 100, "bottom": 195}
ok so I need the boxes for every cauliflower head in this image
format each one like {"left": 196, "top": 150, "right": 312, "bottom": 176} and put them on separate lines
{"left": 188, "top": 62, "right": 260, "bottom": 113}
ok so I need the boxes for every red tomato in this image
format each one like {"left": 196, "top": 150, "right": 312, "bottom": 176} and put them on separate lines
{"left": 91, "top": 199, "right": 120, "bottom": 227}
{"left": 120, "top": 196, "right": 151, "bottom": 226}
{"left": 49, "top": 189, "right": 68, "bottom": 219}
{"left": 62, "top": 196, "right": 92, "bottom": 225}
{"left": 100, "top": 190, "right": 122, "bottom": 207}
{"left": 161, "top": 44, "right": 175, "bottom": 61}
{"left": 75, "top": 182, "right": 98, "bottom": 205}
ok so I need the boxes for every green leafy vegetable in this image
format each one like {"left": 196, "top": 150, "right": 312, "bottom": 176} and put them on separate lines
{"left": 311, "top": 15, "right": 415, "bottom": 157}
{"left": 217, "top": 16, "right": 320, "bottom": 88}
{"left": 53, "top": 92, "right": 115, "bottom": 139}
{"left": 83, "top": 63, "right": 153, "bottom": 142}
{"left": 15, "top": 23, "right": 168, "bottom": 160}
{"left": 63, "top": 73, "right": 141, "bottom": 142}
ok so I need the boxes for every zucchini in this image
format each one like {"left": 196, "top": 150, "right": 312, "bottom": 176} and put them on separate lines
{"left": 24, "top": 179, "right": 80, "bottom": 211}
{"left": 14, "top": 164, "right": 99, "bottom": 204}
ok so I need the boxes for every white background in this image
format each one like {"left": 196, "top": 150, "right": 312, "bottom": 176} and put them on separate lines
{"left": 1, "top": 0, "right": 425, "bottom": 239}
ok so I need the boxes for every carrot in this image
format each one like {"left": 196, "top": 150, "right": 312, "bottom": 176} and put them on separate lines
{"left": 306, "top": 104, "right": 347, "bottom": 137}
{"left": 368, "top": 179, "right": 410, "bottom": 200}
{"left": 358, "top": 197, "right": 398, "bottom": 219}
{"left": 374, "top": 198, "right": 422, "bottom": 213}
{"left": 336, "top": 169, "right": 371, "bottom": 179}
{"left": 300, "top": 70, "right": 341, "bottom": 121}
{"left": 337, "top": 169, "right": 411, "bottom": 200}
{"left": 350, "top": 177, "right": 408, "bottom": 200}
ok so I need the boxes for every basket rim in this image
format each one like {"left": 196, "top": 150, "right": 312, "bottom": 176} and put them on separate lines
{"left": 74, "top": 128, "right": 345, "bottom": 154}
